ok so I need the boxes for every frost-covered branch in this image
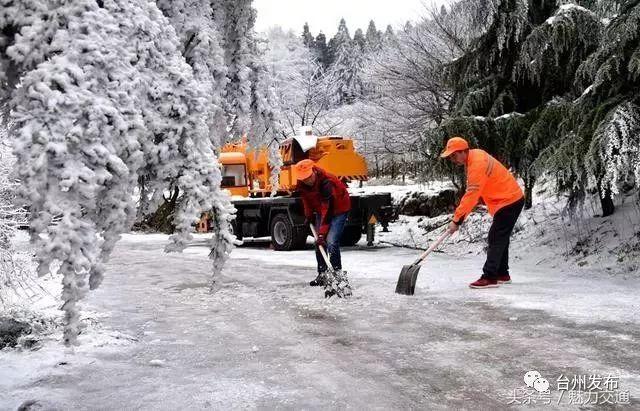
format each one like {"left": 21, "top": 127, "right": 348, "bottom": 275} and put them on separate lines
{"left": 2, "top": 0, "right": 237, "bottom": 345}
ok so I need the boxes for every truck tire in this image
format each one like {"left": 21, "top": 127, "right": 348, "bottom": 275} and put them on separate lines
{"left": 270, "top": 214, "right": 307, "bottom": 251}
{"left": 340, "top": 226, "right": 362, "bottom": 246}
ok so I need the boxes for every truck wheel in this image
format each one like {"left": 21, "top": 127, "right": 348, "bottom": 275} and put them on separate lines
{"left": 340, "top": 226, "right": 362, "bottom": 246}
{"left": 271, "top": 214, "right": 307, "bottom": 251}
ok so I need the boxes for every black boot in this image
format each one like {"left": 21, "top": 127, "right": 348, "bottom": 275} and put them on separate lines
{"left": 309, "top": 272, "right": 325, "bottom": 286}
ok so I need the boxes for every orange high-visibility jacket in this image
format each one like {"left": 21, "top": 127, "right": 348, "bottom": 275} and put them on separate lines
{"left": 453, "top": 149, "right": 524, "bottom": 224}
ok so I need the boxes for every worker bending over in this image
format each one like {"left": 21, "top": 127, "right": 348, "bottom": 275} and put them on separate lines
{"left": 295, "top": 159, "right": 351, "bottom": 286}
{"left": 441, "top": 137, "right": 525, "bottom": 289}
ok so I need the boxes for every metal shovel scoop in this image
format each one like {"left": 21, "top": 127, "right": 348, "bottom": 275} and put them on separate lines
{"left": 395, "top": 231, "right": 450, "bottom": 295}
{"left": 310, "top": 224, "right": 352, "bottom": 298}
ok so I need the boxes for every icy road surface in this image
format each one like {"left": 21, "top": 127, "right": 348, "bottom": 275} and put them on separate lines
{"left": 2, "top": 233, "right": 640, "bottom": 409}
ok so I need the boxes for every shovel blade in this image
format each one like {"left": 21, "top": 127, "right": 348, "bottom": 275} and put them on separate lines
{"left": 324, "top": 269, "right": 352, "bottom": 298}
{"left": 395, "top": 264, "right": 421, "bottom": 295}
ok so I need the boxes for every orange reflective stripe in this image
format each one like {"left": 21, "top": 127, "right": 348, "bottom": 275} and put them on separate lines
{"left": 485, "top": 154, "right": 495, "bottom": 176}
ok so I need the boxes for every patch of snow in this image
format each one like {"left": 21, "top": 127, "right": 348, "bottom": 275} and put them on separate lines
{"left": 580, "top": 84, "right": 594, "bottom": 98}
{"left": 558, "top": 3, "right": 591, "bottom": 13}
{"left": 547, "top": 3, "right": 596, "bottom": 25}
{"left": 149, "top": 359, "right": 166, "bottom": 367}
{"left": 495, "top": 112, "right": 524, "bottom": 121}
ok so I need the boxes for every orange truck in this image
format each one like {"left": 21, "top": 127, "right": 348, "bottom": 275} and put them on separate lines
{"left": 198, "top": 133, "right": 393, "bottom": 250}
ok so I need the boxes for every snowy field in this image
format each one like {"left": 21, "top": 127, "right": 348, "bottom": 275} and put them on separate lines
{"left": 2, "top": 226, "right": 640, "bottom": 409}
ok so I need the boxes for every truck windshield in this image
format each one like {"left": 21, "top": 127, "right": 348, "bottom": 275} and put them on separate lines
{"left": 221, "top": 164, "right": 247, "bottom": 188}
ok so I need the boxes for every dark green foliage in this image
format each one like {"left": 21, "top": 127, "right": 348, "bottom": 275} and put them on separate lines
{"left": 302, "top": 22, "right": 314, "bottom": 48}
{"left": 437, "top": 0, "right": 609, "bottom": 210}
{"left": 314, "top": 32, "right": 330, "bottom": 68}
{"left": 541, "top": 0, "right": 640, "bottom": 210}
{"left": 516, "top": 4, "right": 602, "bottom": 99}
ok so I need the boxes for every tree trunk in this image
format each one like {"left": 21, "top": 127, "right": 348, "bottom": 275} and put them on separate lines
{"left": 390, "top": 158, "right": 396, "bottom": 180}
{"left": 135, "top": 186, "right": 180, "bottom": 233}
{"left": 600, "top": 187, "right": 615, "bottom": 217}
{"left": 524, "top": 174, "right": 535, "bottom": 210}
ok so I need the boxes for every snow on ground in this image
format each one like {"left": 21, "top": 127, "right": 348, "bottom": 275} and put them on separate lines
{"left": 349, "top": 179, "right": 454, "bottom": 205}
{"left": 379, "top": 182, "right": 640, "bottom": 272}
{"left": 2, "top": 181, "right": 640, "bottom": 409}
{"left": 1, "top": 224, "right": 640, "bottom": 409}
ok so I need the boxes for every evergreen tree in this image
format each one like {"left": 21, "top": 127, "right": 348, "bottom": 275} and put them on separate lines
{"left": 314, "top": 32, "right": 330, "bottom": 68}
{"left": 218, "top": 0, "right": 255, "bottom": 138}
{"left": 2, "top": 0, "right": 236, "bottom": 345}
{"left": 538, "top": 0, "right": 640, "bottom": 215}
{"left": 264, "top": 27, "right": 336, "bottom": 137}
{"left": 156, "top": 0, "right": 228, "bottom": 146}
{"left": 353, "top": 28, "right": 366, "bottom": 51}
{"left": 247, "top": 37, "right": 280, "bottom": 146}
{"left": 215, "top": 0, "right": 279, "bottom": 145}
{"left": 302, "top": 22, "right": 314, "bottom": 48}
{"left": 327, "top": 18, "right": 351, "bottom": 66}
{"left": 326, "top": 18, "right": 368, "bottom": 104}
{"left": 365, "top": 20, "right": 382, "bottom": 51}
{"left": 442, "top": 0, "right": 602, "bottom": 209}
{"left": 383, "top": 25, "right": 396, "bottom": 43}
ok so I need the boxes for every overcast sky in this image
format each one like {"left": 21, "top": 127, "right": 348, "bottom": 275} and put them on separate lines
{"left": 253, "top": 0, "right": 447, "bottom": 38}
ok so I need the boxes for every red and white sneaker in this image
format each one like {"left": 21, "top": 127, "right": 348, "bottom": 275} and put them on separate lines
{"left": 497, "top": 274, "right": 512, "bottom": 284}
{"left": 469, "top": 277, "right": 499, "bottom": 289}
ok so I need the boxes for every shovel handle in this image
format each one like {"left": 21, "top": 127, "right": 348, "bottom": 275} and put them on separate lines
{"left": 412, "top": 231, "right": 451, "bottom": 266}
{"left": 310, "top": 224, "right": 333, "bottom": 270}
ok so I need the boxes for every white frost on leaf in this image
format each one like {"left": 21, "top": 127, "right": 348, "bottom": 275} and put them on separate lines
{"left": 591, "top": 103, "right": 640, "bottom": 195}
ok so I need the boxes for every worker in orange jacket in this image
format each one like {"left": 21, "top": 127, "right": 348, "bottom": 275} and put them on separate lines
{"left": 441, "top": 137, "right": 525, "bottom": 288}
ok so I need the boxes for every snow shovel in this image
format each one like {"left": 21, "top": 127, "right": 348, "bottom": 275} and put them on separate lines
{"left": 395, "top": 231, "right": 451, "bottom": 295}
{"left": 310, "top": 224, "right": 353, "bottom": 298}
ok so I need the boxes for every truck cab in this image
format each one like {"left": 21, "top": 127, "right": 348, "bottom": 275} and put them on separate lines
{"left": 219, "top": 152, "right": 249, "bottom": 197}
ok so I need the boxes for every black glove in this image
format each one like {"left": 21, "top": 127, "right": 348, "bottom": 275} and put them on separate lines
{"left": 316, "top": 234, "right": 327, "bottom": 248}
{"left": 304, "top": 217, "right": 312, "bottom": 227}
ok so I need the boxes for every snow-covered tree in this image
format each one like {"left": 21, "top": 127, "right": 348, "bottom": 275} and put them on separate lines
{"left": 383, "top": 25, "right": 395, "bottom": 42}
{"left": 1, "top": 0, "right": 235, "bottom": 344}
{"left": 0, "top": 123, "right": 31, "bottom": 307}
{"left": 588, "top": 102, "right": 640, "bottom": 196}
{"left": 365, "top": 20, "right": 382, "bottom": 52}
{"left": 314, "top": 31, "right": 330, "bottom": 69}
{"left": 156, "top": 0, "right": 228, "bottom": 147}
{"left": 358, "top": 2, "right": 480, "bottom": 180}
{"left": 353, "top": 28, "right": 366, "bottom": 51}
{"left": 217, "top": 0, "right": 255, "bottom": 138}
{"left": 263, "top": 27, "right": 337, "bottom": 135}
{"left": 215, "top": 0, "right": 280, "bottom": 190}
{"left": 443, "top": 0, "right": 604, "bottom": 208}
{"left": 302, "top": 22, "right": 314, "bottom": 48}
{"left": 328, "top": 19, "right": 366, "bottom": 104}
{"left": 539, "top": 0, "right": 640, "bottom": 214}
{"left": 327, "top": 18, "right": 352, "bottom": 70}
